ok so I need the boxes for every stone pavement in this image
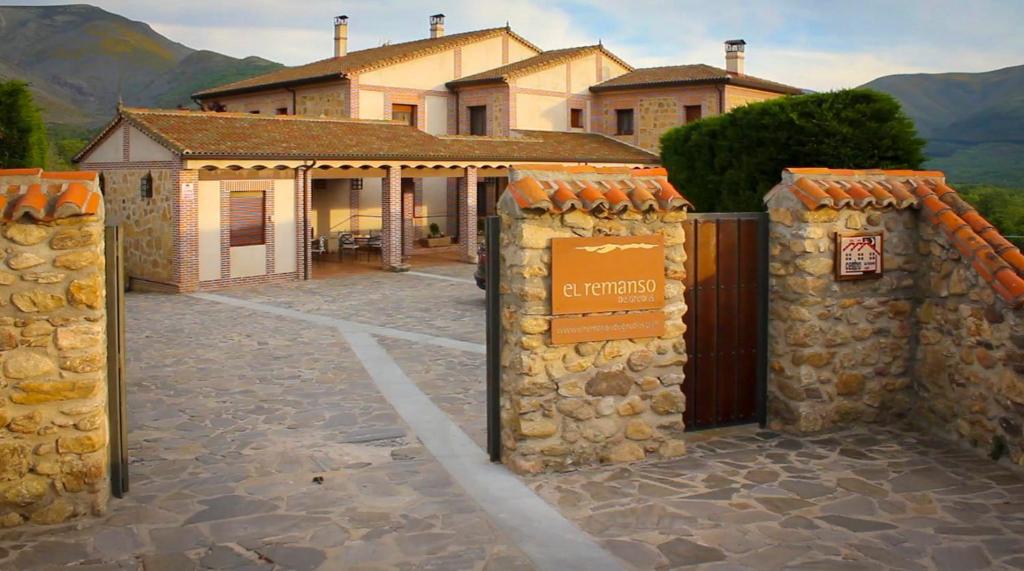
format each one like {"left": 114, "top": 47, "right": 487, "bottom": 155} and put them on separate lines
{"left": 2, "top": 262, "right": 1022, "bottom": 570}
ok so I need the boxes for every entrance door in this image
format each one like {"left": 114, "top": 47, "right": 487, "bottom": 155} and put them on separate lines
{"left": 682, "top": 213, "right": 768, "bottom": 430}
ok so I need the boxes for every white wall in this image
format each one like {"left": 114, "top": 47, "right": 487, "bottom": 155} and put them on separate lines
{"left": 84, "top": 127, "right": 123, "bottom": 163}
{"left": 460, "top": 36, "right": 504, "bottom": 77}
{"left": 515, "top": 93, "right": 568, "bottom": 131}
{"left": 358, "top": 90, "right": 385, "bottom": 120}
{"left": 359, "top": 51, "right": 456, "bottom": 91}
{"left": 516, "top": 64, "right": 568, "bottom": 92}
{"left": 425, "top": 95, "right": 449, "bottom": 135}
{"left": 421, "top": 178, "right": 448, "bottom": 234}
{"left": 128, "top": 125, "right": 174, "bottom": 162}
{"left": 197, "top": 181, "right": 221, "bottom": 282}
{"left": 273, "top": 179, "right": 297, "bottom": 274}
{"left": 570, "top": 55, "right": 599, "bottom": 95}
{"left": 231, "top": 245, "right": 266, "bottom": 278}
{"left": 508, "top": 37, "right": 539, "bottom": 63}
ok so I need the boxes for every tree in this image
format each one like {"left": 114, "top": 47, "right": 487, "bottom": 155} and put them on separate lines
{"left": 957, "top": 184, "right": 1024, "bottom": 248}
{"left": 660, "top": 89, "right": 926, "bottom": 212}
{"left": 0, "top": 80, "right": 49, "bottom": 169}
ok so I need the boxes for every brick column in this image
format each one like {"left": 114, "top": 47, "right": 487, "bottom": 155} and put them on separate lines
{"left": 381, "top": 166, "right": 404, "bottom": 270}
{"left": 296, "top": 169, "right": 312, "bottom": 280}
{"left": 173, "top": 166, "right": 200, "bottom": 292}
{"left": 459, "top": 166, "right": 478, "bottom": 263}
{"left": 446, "top": 177, "right": 459, "bottom": 237}
{"left": 402, "top": 185, "right": 415, "bottom": 261}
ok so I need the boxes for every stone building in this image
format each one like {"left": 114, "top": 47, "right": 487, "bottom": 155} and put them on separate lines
{"left": 764, "top": 168, "right": 1024, "bottom": 465}
{"left": 75, "top": 15, "right": 797, "bottom": 291}
{"left": 0, "top": 168, "right": 109, "bottom": 527}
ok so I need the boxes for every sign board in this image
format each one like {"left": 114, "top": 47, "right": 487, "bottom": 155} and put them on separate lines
{"left": 551, "top": 235, "right": 665, "bottom": 315}
{"left": 835, "top": 232, "right": 884, "bottom": 280}
{"left": 551, "top": 312, "right": 664, "bottom": 344}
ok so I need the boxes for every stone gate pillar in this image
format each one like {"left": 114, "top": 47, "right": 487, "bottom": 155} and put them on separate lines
{"left": 497, "top": 166, "right": 691, "bottom": 474}
{"left": 0, "top": 169, "right": 109, "bottom": 527}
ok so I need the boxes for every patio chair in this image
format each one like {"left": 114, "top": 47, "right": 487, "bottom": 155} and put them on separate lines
{"left": 311, "top": 235, "right": 327, "bottom": 258}
{"left": 338, "top": 233, "right": 359, "bottom": 261}
{"left": 365, "top": 234, "right": 383, "bottom": 261}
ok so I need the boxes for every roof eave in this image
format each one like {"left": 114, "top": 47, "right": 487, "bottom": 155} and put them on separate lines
{"left": 590, "top": 76, "right": 801, "bottom": 95}
{"left": 193, "top": 73, "right": 348, "bottom": 100}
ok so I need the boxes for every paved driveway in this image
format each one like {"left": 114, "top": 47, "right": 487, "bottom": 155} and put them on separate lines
{"left": 2, "top": 262, "right": 1023, "bottom": 570}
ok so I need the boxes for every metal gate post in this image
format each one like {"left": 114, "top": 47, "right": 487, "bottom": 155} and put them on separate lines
{"left": 105, "top": 225, "right": 129, "bottom": 497}
{"left": 485, "top": 216, "right": 502, "bottom": 462}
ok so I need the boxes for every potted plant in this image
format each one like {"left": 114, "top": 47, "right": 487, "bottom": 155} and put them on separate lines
{"left": 420, "top": 222, "right": 453, "bottom": 247}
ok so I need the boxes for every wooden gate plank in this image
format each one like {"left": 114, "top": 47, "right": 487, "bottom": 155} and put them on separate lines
{"left": 736, "top": 219, "right": 760, "bottom": 421}
{"left": 694, "top": 219, "right": 719, "bottom": 427}
{"left": 715, "top": 219, "right": 740, "bottom": 423}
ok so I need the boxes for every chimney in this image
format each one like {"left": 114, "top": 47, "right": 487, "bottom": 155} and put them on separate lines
{"left": 334, "top": 15, "right": 349, "bottom": 58}
{"left": 430, "top": 14, "right": 445, "bottom": 38}
{"left": 725, "top": 39, "right": 745, "bottom": 75}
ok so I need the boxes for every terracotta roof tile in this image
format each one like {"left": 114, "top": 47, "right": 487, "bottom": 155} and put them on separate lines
{"left": 0, "top": 169, "right": 101, "bottom": 222}
{"left": 776, "top": 167, "right": 1024, "bottom": 308}
{"left": 505, "top": 165, "right": 691, "bottom": 216}
{"left": 77, "top": 108, "right": 659, "bottom": 166}
{"left": 195, "top": 27, "right": 540, "bottom": 98}
{"left": 590, "top": 64, "right": 802, "bottom": 95}
{"left": 447, "top": 45, "right": 632, "bottom": 88}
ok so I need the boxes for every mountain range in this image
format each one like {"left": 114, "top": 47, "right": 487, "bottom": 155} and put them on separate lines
{"left": 1, "top": 4, "right": 1021, "bottom": 188}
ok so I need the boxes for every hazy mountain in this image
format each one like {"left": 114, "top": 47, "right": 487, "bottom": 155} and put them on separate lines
{"left": 862, "top": 65, "right": 1024, "bottom": 187}
{"left": 0, "top": 4, "right": 282, "bottom": 129}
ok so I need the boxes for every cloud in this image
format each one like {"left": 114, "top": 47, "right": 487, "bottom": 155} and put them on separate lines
{"left": 8, "top": 0, "right": 1024, "bottom": 89}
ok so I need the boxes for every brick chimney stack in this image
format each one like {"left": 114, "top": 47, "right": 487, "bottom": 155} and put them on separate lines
{"left": 334, "top": 15, "right": 349, "bottom": 58}
{"left": 430, "top": 14, "right": 445, "bottom": 38}
{"left": 725, "top": 39, "right": 746, "bottom": 75}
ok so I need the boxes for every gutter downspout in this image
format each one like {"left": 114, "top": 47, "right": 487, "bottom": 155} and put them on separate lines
{"left": 717, "top": 84, "right": 726, "bottom": 115}
{"left": 296, "top": 160, "right": 317, "bottom": 280}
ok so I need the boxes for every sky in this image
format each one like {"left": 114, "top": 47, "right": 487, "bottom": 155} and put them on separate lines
{"left": 9, "top": 1, "right": 1024, "bottom": 91}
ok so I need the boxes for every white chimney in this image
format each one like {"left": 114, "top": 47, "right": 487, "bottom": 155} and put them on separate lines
{"left": 334, "top": 15, "right": 349, "bottom": 58}
{"left": 725, "top": 39, "right": 746, "bottom": 75}
{"left": 430, "top": 14, "right": 445, "bottom": 38}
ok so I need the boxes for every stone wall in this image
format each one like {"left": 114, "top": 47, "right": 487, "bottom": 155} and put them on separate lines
{"left": 766, "top": 192, "right": 918, "bottom": 432}
{"left": 914, "top": 219, "right": 1024, "bottom": 465}
{"left": 592, "top": 85, "right": 720, "bottom": 152}
{"left": 103, "top": 168, "right": 175, "bottom": 286}
{"left": 765, "top": 168, "right": 1024, "bottom": 468}
{"left": 0, "top": 170, "right": 108, "bottom": 527}
{"left": 296, "top": 82, "right": 349, "bottom": 118}
{"left": 498, "top": 168, "right": 690, "bottom": 474}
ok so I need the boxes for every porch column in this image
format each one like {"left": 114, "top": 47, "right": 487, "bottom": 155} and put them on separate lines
{"left": 349, "top": 181, "right": 360, "bottom": 234}
{"left": 402, "top": 184, "right": 414, "bottom": 261}
{"left": 459, "top": 166, "right": 478, "bottom": 263}
{"left": 381, "top": 166, "right": 405, "bottom": 270}
{"left": 297, "top": 168, "right": 312, "bottom": 280}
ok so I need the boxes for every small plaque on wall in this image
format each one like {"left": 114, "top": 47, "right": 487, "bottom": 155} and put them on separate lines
{"left": 835, "top": 233, "right": 884, "bottom": 280}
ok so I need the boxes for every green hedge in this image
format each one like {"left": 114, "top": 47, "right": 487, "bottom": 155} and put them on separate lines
{"left": 660, "top": 89, "right": 926, "bottom": 212}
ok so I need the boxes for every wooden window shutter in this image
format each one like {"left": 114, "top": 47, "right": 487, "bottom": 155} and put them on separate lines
{"left": 230, "top": 191, "right": 265, "bottom": 247}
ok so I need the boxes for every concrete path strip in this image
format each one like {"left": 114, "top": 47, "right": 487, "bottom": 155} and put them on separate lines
{"left": 192, "top": 292, "right": 625, "bottom": 571}
{"left": 191, "top": 293, "right": 485, "bottom": 354}
{"left": 405, "top": 270, "right": 477, "bottom": 285}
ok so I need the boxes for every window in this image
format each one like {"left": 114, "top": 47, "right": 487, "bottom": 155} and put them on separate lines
{"left": 229, "top": 191, "right": 265, "bottom": 247}
{"left": 140, "top": 172, "right": 153, "bottom": 199}
{"left": 249, "top": 110, "right": 260, "bottom": 114}
{"left": 275, "top": 107, "right": 289, "bottom": 115}
{"left": 570, "top": 108, "right": 584, "bottom": 129}
{"left": 391, "top": 104, "right": 417, "bottom": 127}
{"left": 350, "top": 178, "right": 363, "bottom": 191}
{"left": 98, "top": 173, "right": 106, "bottom": 195}
{"left": 469, "top": 105, "right": 487, "bottom": 136}
{"left": 615, "top": 109, "right": 634, "bottom": 135}
{"left": 685, "top": 105, "right": 702, "bottom": 123}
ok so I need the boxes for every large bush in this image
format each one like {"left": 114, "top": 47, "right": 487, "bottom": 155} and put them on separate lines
{"left": 660, "top": 89, "right": 926, "bottom": 212}
{"left": 0, "top": 81, "right": 48, "bottom": 169}
{"left": 958, "top": 184, "right": 1024, "bottom": 247}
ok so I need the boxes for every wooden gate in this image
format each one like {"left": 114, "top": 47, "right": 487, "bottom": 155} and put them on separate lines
{"left": 105, "top": 225, "right": 129, "bottom": 496}
{"left": 682, "top": 213, "right": 768, "bottom": 430}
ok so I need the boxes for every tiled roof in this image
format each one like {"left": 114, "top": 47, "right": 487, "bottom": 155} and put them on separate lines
{"left": 589, "top": 64, "right": 803, "bottom": 95}
{"left": 505, "top": 166, "right": 691, "bottom": 214}
{"left": 76, "top": 108, "right": 659, "bottom": 165}
{"left": 778, "top": 168, "right": 1024, "bottom": 308}
{"left": 0, "top": 169, "right": 101, "bottom": 222}
{"left": 194, "top": 27, "right": 540, "bottom": 98}
{"left": 447, "top": 45, "right": 633, "bottom": 88}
